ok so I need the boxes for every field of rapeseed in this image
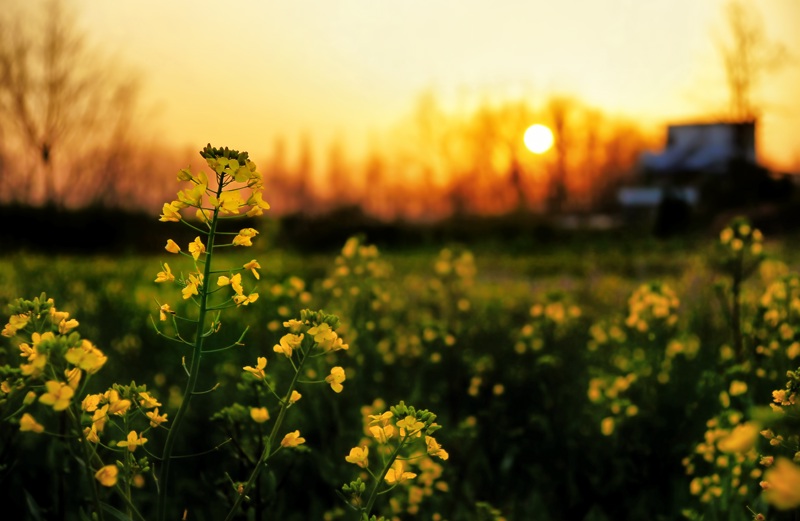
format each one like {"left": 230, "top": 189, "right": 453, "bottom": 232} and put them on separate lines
{"left": 2, "top": 147, "right": 800, "bottom": 521}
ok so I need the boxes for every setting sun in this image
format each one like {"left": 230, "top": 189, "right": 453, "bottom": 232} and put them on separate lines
{"left": 523, "top": 124, "right": 554, "bottom": 154}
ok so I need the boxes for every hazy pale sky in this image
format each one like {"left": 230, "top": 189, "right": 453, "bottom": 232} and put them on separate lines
{"left": 68, "top": 0, "right": 800, "bottom": 170}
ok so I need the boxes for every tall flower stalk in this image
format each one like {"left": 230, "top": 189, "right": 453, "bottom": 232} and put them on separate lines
{"left": 715, "top": 217, "right": 764, "bottom": 364}
{"left": 154, "top": 145, "right": 268, "bottom": 521}
{"left": 222, "top": 309, "right": 350, "bottom": 520}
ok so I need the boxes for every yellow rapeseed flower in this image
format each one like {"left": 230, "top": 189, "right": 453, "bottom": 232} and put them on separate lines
{"left": 159, "top": 202, "right": 182, "bottom": 222}
{"left": 274, "top": 333, "right": 303, "bottom": 358}
{"left": 368, "top": 411, "right": 393, "bottom": 426}
{"left": 117, "top": 430, "right": 148, "bottom": 452}
{"left": 250, "top": 407, "right": 270, "bottom": 423}
{"left": 601, "top": 417, "right": 615, "bottom": 436}
{"left": 19, "top": 347, "right": 47, "bottom": 377}
{"left": 729, "top": 380, "right": 748, "bottom": 396}
{"left": 232, "top": 228, "right": 258, "bottom": 247}
{"left": 763, "top": 458, "right": 800, "bottom": 509}
{"left": 81, "top": 393, "right": 103, "bottom": 412}
{"left": 425, "top": 436, "right": 449, "bottom": 460}
{"left": 155, "top": 263, "right": 175, "bottom": 283}
{"left": 65, "top": 339, "right": 107, "bottom": 374}
{"left": 397, "top": 415, "right": 425, "bottom": 437}
{"left": 217, "top": 191, "right": 243, "bottom": 214}
{"left": 95, "top": 465, "right": 118, "bottom": 487}
{"left": 2, "top": 313, "right": 30, "bottom": 337}
{"left": 138, "top": 391, "right": 161, "bottom": 409}
{"left": 289, "top": 390, "right": 302, "bottom": 404}
{"left": 233, "top": 293, "right": 259, "bottom": 306}
{"left": 243, "top": 259, "right": 261, "bottom": 279}
{"left": 58, "top": 318, "right": 79, "bottom": 334}
{"left": 229, "top": 273, "right": 244, "bottom": 295}
{"left": 19, "top": 413, "right": 44, "bottom": 433}
{"left": 39, "top": 380, "right": 74, "bottom": 411}
{"left": 196, "top": 208, "right": 212, "bottom": 223}
{"left": 281, "top": 430, "right": 306, "bottom": 448}
{"left": 159, "top": 303, "right": 175, "bottom": 321}
{"left": 146, "top": 408, "right": 168, "bottom": 428}
{"left": 243, "top": 357, "right": 267, "bottom": 379}
{"left": 325, "top": 366, "right": 346, "bottom": 393}
{"left": 64, "top": 367, "right": 82, "bottom": 389}
{"left": 369, "top": 424, "right": 395, "bottom": 444}
{"left": 92, "top": 404, "right": 110, "bottom": 432}
{"left": 345, "top": 445, "right": 369, "bottom": 468}
{"left": 717, "top": 422, "right": 759, "bottom": 453}
{"left": 246, "top": 192, "right": 270, "bottom": 217}
{"left": 182, "top": 273, "right": 203, "bottom": 299}
{"left": 84, "top": 425, "right": 100, "bottom": 443}
{"left": 165, "top": 239, "right": 181, "bottom": 253}
{"left": 385, "top": 460, "right": 417, "bottom": 485}
{"left": 188, "top": 236, "right": 206, "bottom": 260}
{"left": 106, "top": 389, "right": 132, "bottom": 416}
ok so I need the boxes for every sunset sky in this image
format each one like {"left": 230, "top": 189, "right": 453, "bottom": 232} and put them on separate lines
{"left": 65, "top": 0, "right": 800, "bottom": 171}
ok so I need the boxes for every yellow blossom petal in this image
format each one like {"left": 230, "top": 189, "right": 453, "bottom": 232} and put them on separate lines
{"left": 281, "top": 430, "right": 306, "bottom": 448}
{"left": 325, "top": 366, "right": 346, "bottom": 393}
{"left": 250, "top": 407, "right": 270, "bottom": 423}
{"left": 165, "top": 239, "right": 181, "bottom": 253}
{"left": 95, "top": 465, "right": 118, "bottom": 487}
{"left": 188, "top": 236, "right": 206, "bottom": 260}
{"left": 19, "top": 413, "right": 45, "bottom": 433}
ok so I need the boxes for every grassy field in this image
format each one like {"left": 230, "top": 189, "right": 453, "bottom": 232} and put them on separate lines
{"left": 2, "top": 226, "right": 800, "bottom": 520}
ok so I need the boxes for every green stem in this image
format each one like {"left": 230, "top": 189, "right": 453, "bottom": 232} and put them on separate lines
{"left": 362, "top": 437, "right": 408, "bottom": 518}
{"left": 79, "top": 433, "right": 105, "bottom": 521}
{"left": 732, "top": 258, "right": 744, "bottom": 363}
{"left": 222, "top": 344, "right": 310, "bottom": 521}
{"left": 157, "top": 181, "right": 224, "bottom": 521}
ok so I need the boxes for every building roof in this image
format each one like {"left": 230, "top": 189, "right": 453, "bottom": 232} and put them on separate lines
{"left": 641, "top": 122, "right": 756, "bottom": 173}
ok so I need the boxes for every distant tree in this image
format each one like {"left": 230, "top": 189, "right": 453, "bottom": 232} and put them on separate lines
{"left": 0, "top": 0, "right": 142, "bottom": 207}
{"left": 293, "top": 133, "right": 315, "bottom": 213}
{"left": 325, "top": 138, "right": 352, "bottom": 211}
{"left": 717, "top": 0, "right": 786, "bottom": 121}
{"left": 362, "top": 147, "right": 389, "bottom": 219}
{"left": 545, "top": 96, "right": 577, "bottom": 214}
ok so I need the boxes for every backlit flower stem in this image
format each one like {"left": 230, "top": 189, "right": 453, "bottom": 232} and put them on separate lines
{"left": 157, "top": 182, "right": 222, "bottom": 521}
{"left": 731, "top": 259, "right": 744, "bottom": 363}
{"left": 362, "top": 437, "right": 408, "bottom": 518}
{"left": 222, "top": 342, "right": 310, "bottom": 521}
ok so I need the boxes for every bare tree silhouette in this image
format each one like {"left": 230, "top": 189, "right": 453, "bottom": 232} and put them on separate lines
{"left": 718, "top": 0, "right": 786, "bottom": 121}
{"left": 0, "top": 0, "right": 142, "bottom": 207}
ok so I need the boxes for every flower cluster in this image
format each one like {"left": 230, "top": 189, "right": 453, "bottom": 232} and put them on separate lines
{"left": 234, "top": 310, "right": 349, "bottom": 457}
{"left": 341, "top": 401, "right": 448, "bottom": 517}
{"left": 160, "top": 145, "right": 267, "bottom": 225}
{"left": 719, "top": 218, "right": 764, "bottom": 258}
{"left": 515, "top": 293, "right": 582, "bottom": 353}
{"left": 322, "top": 236, "right": 391, "bottom": 300}
{"left": 433, "top": 247, "right": 476, "bottom": 286}
{"left": 683, "top": 410, "right": 761, "bottom": 505}
{"left": 1, "top": 295, "right": 106, "bottom": 426}
{"left": 1, "top": 294, "right": 163, "bottom": 490}
{"left": 586, "top": 283, "right": 696, "bottom": 438}
{"left": 753, "top": 274, "right": 800, "bottom": 362}
{"left": 156, "top": 145, "right": 268, "bottom": 317}
{"left": 713, "top": 217, "right": 765, "bottom": 287}
{"left": 625, "top": 281, "right": 680, "bottom": 334}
